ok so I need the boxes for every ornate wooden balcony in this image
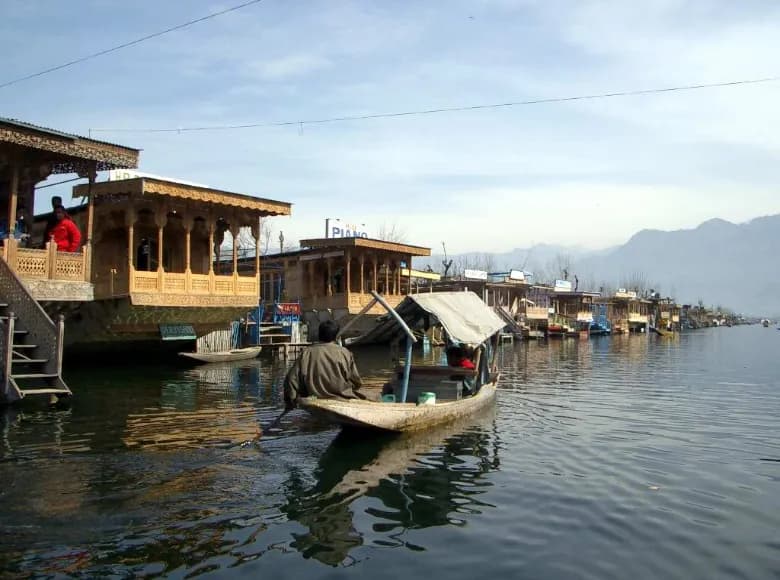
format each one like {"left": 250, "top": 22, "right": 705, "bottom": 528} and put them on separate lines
{"left": 1, "top": 238, "right": 93, "bottom": 301}
{"left": 93, "top": 267, "right": 260, "bottom": 307}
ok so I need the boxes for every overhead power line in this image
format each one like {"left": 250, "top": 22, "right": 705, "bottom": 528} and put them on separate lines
{"left": 89, "top": 75, "right": 780, "bottom": 134}
{"left": 0, "top": 0, "right": 265, "bottom": 90}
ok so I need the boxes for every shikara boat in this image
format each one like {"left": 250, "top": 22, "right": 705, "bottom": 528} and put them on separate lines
{"left": 299, "top": 291, "right": 505, "bottom": 432}
{"left": 178, "top": 346, "right": 262, "bottom": 364}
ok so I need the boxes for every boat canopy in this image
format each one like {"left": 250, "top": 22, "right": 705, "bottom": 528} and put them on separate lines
{"left": 353, "top": 291, "right": 505, "bottom": 346}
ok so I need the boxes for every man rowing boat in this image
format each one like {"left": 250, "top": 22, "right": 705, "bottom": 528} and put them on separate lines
{"left": 283, "top": 320, "right": 364, "bottom": 411}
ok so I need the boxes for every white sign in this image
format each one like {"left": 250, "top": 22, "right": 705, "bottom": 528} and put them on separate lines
{"left": 464, "top": 269, "right": 488, "bottom": 280}
{"left": 554, "top": 279, "right": 573, "bottom": 292}
{"left": 615, "top": 290, "right": 638, "bottom": 299}
{"left": 107, "top": 169, "right": 209, "bottom": 188}
{"left": 325, "top": 218, "right": 369, "bottom": 239}
{"left": 509, "top": 269, "right": 525, "bottom": 281}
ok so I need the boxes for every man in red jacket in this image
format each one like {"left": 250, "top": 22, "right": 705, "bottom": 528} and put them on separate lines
{"left": 49, "top": 206, "right": 82, "bottom": 252}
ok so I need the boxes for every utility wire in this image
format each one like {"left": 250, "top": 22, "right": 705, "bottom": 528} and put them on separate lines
{"left": 89, "top": 75, "right": 780, "bottom": 134}
{"left": 34, "top": 176, "right": 83, "bottom": 189}
{"left": 0, "top": 0, "right": 265, "bottom": 90}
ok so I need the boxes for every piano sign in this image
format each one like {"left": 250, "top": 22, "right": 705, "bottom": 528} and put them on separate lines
{"left": 326, "top": 218, "right": 369, "bottom": 239}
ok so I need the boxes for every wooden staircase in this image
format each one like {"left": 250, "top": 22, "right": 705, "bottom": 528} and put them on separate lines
{"left": 257, "top": 322, "right": 293, "bottom": 346}
{"left": 494, "top": 305, "right": 524, "bottom": 336}
{"left": 0, "top": 258, "right": 70, "bottom": 404}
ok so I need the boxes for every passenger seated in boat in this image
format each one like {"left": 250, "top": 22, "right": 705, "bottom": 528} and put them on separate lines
{"left": 283, "top": 320, "right": 364, "bottom": 410}
{"left": 446, "top": 345, "right": 477, "bottom": 395}
{"left": 446, "top": 345, "right": 476, "bottom": 370}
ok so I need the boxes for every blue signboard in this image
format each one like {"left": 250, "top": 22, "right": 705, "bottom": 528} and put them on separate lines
{"left": 159, "top": 324, "right": 197, "bottom": 341}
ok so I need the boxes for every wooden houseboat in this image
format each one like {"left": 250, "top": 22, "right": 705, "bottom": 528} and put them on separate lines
{"left": 1, "top": 117, "right": 140, "bottom": 401}
{"left": 548, "top": 282, "right": 601, "bottom": 337}
{"left": 518, "top": 285, "right": 553, "bottom": 338}
{"left": 257, "top": 237, "right": 431, "bottom": 336}
{"left": 430, "top": 272, "right": 531, "bottom": 335}
{"left": 648, "top": 296, "right": 682, "bottom": 333}
{"left": 57, "top": 175, "right": 291, "bottom": 352}
{"left": 1, "top": 118, "right": 292, "bottom": 367}
{"left": 602, "top": 290, "right": 651, "bottom": 333}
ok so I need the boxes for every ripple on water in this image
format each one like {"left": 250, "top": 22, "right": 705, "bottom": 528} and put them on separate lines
{"left": 0, "top": 327, "right": 779, "bottom": 579}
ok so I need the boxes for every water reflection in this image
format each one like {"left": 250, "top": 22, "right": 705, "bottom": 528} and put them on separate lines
{"left": 2, "top": 328, "right": 778, "bottom": 579}
{"left": 282, "top": 410, "right": 500, "bottom": 566}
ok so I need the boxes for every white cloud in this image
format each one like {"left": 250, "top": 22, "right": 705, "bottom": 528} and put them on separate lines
{"left": 244, "top": 54, "right": 332, "bottom": 81}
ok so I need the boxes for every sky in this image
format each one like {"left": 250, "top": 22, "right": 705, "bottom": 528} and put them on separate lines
{"left": 2, "top": 0, "right": 780, "bottom": 254}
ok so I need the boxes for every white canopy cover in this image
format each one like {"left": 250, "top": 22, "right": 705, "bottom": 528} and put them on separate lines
{"left": 353, "top": 291, "right": 506, "bottom": 346}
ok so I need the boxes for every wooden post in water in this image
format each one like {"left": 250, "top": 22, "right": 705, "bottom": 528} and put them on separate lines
{"left": 1, "top": 315, "right": 13, "bottom": 401}
{"left": 400, "top": 335, "right": 413, "bottom": 403}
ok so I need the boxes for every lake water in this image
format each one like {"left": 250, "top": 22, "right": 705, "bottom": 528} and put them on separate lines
{"left": 1, "top": 326, "right": 778, "bottom": 579}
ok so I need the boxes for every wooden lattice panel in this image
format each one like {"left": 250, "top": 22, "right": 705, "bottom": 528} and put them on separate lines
{"left": 236, "top": 281, "right": 257, "bottom": 294}
{"left": 164, "top": 277, "right": 186, "bottom": 293}
{"left": 190, "top": 277, "right": 210, "bottom": 293}
{"left": 214, "top": 280, "right": 233, "bottom": 294}
{"left": 134, "top": 274, "right": 159, "bottom": 291}
{"left": 15, "top": 253, "right": 48, "bottom": 279}
{"left": 54, "top": 254, "right": 85, "bottom": 281}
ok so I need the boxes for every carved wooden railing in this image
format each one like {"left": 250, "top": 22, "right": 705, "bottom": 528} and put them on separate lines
{"left": 549, "top": 312, "right": 577, "bottom": 330}
{"left": 525, "top": 306, "right": 550, "bottom": 320}
{"left": 1, "top": 238, "right": 89, "bottom": 282}
{"left": 94, "top": 268, "right": 259, "bottom": 300}
{"left": 576, "top": 310, "right": 594, "bottom": 322}
{"left": 628, "top": 313, "right": 649, "bottom": 323}
{"left": 0, "top": 256, "right": 63, "bottom": 380}
{"left": 131, "top": 270, "right": 258, "bottom": 295}
{"left": 347, "top": 292, "right": 402, "bottom": 314}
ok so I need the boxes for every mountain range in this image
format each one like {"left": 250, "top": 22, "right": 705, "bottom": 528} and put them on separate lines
{"left": 417, "top": 214, "right": 780, "bottom": 316}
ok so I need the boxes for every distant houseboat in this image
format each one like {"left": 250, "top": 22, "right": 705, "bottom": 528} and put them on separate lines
{"left": 255, "top": 237, "right": 431, "bottom": 336}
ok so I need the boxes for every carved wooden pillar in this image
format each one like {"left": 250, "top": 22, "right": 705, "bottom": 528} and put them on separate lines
{"left": 230, "top": 225, "right": 239, "bottom": 276}
{"left": 126, "top": 207, "right": 136, "bottom": 292}
{"left": 327, "top": 258, "right": 333, "bottom": 296}
{"left": 372, "top": 256, "right": 378, "bottom": 292}
{"left": 81, "top": 162, "right": 97, "bottom": 245}
{"left": 384, "top": 259, "right": 389, "bottom": 294}
{"left": 155, "top": 207, "right": 167, "bottom": 294}
{"left": 345, "top": 250, "right": 351, "bottom": 296}
{"left": 7, "top": 160, "right": 19, "bottom": 245}
{"left": 156, "top": 214, "right": 165, "bottom": 273}
{"left": 396, "top": 260, "right": 402, "bottom": 295}
{"left": 359, "top": 254, "right": 365, "bottom": 294}
{"left": 308, "top": 260, "right": 315, "bottom": 299}
{"left": 184, "top": 217, "right": 192, "bottom": 274}
{"left": 208, "top": 222, "right": 215, "bottom": 275}
{"left": 253, "top": 218, "right": 261, "bottom": 277}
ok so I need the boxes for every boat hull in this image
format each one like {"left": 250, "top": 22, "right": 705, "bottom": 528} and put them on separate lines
{"left": 299, "top": 380, "right": 498, "bottom": 432}
{"left": 178, "top": 346, "right": 262, "bottom": 364}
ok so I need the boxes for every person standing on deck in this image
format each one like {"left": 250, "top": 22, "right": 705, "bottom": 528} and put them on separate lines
{"left": 43, "top": 195, "right": 65, "bottom": 243}
{"left": 283, "top": 320, "right": 363, "bottom": 410}
{"left": 49, "top": 206, "right": 81, "bottom": 252}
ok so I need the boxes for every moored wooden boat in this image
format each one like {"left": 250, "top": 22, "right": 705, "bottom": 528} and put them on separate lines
{"left": 178, "top": 346, "right": 262, "bottom": 364}
{"left": 300, "top": 378, "right": 498, "bottom": 432}
{"left": 297, "top": 291, "right": 505, "bottom": 433}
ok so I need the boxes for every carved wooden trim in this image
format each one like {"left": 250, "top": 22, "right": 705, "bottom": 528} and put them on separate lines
{"left": 0, "top": 123, "right": 139, "bottom": 173}
{"left": 74, "top": 177, "right": 291, "bottom": 216}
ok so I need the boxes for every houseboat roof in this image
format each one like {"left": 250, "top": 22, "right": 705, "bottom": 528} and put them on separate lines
{"left": 0, "top": 117, "right": 139, "bottom": 172}
{"left": 299, "top": 237, "right": 431, "bottom": 256}
{"left": 609, "top": 294, "right": 652, "bottom": 303}
{"left": 72, "top": 177, "right": 291, "bottom": 216}
{"left": 554, "top": 290, "right": 601, "bottom": 298}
